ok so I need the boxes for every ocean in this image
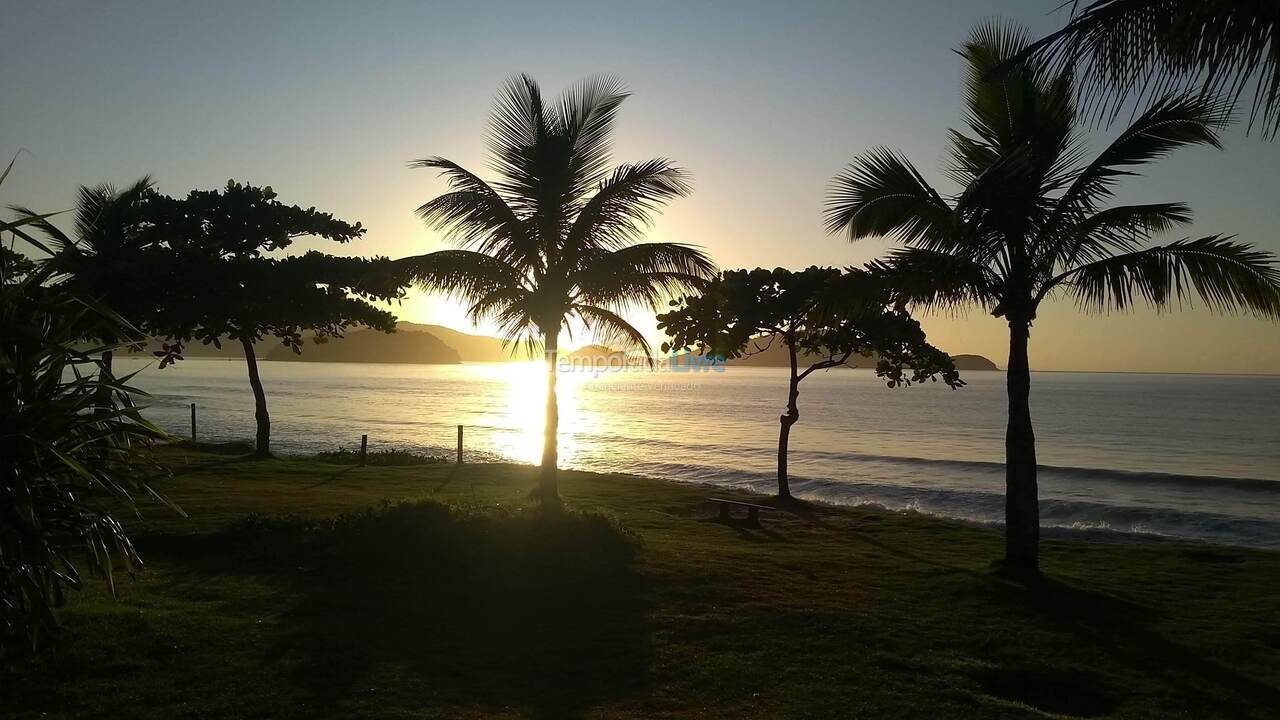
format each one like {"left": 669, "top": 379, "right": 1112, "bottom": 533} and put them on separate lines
{"left": 114, "top": 356, "right": 1280, "bottom": 549}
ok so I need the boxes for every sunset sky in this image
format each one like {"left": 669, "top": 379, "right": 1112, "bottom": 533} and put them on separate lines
{"left": 5, "top": 0, "right": 1279, "bottom": 373}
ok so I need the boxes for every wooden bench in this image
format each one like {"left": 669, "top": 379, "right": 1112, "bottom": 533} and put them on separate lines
{"left": 708, "top": 497, "right": 774, "bottom": 525}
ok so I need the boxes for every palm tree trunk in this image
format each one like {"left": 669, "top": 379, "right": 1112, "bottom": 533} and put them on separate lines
{"left": 239, "top": 337, "right": 271, "bottom": 458}
{"left": 1004, "top": 319, "right": 1039, "bottom": 572}
{"left": 776, "top": 339, "right": 800, "bottom": 500}
{"left": 539, "top": 331, "right": 560, "bottom": 503}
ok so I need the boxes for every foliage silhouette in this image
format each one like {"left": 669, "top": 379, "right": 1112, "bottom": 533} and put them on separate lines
{"left": 1, "top": 175, "right": 176, "bottom": 652}
{"left": 398, "top": 74, "right": 716, "bottom": 502}
{"left": 825, "top": 21, "right": 1280, "bottom": 572}
{"left": 13, "top": 177, "right": 166, "bottom": 414}
{"left": 139, "top": 181, "right": 402, "bottom": 457}
{"left": 314, "top": 446, "right": 449, "bottom": 466}
{"left": 1008, "top": 0, "right": 1280, "bottom": 138}
{"left": 659, "top": 266, "right": 962, "bottom": 499}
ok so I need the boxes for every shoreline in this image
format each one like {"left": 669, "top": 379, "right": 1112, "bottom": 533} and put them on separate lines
{"left": 176, "top": 442, "right": 1277, "bottom": 553}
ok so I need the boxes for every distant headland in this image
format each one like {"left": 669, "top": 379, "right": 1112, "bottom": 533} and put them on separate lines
{"left": 130, "top": 325, "right": 998, "bottom": 370}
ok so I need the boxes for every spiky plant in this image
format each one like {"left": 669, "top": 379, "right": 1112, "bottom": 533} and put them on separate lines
{"left": 1, "top": 159, "right": 177, "bottom": 653}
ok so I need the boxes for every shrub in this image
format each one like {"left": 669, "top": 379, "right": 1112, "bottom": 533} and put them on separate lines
{"left": 0, "top": 263, "right": 175, "bottom": 654}
{"left": 315, "top": 446, "right": 449, "bottom": 466}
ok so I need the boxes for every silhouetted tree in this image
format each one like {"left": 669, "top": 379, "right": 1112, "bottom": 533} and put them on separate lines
{"left": 1010, "top": 1, "right": 1280, "bottom": 137}
{"left": 14, "top": 178, "right": 165, "bottom": 410}
{"left": 147, "top": 182, "right": 399, "bottom": 457}
{"left": 0, "top": 244, "right": 34, "bottom": 281}
{"left": 659, "top": 267, "right": 962, "bottom": 500}
{"left": 825, "top": 22, "right": 1280, "bottom": 572}
{"left": 2, "top": 166, "right": 174, "bottom": 654}
{"left": 399, "top": 75, "right": 716, "bottom": 503}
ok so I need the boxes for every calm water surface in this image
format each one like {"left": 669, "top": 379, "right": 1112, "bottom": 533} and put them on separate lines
{"left": 116, "top": 357, "right": 1280, "bottom": 548}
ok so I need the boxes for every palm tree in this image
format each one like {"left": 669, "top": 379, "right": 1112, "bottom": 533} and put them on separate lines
{"left": 399, "top": 75, "right": 716, "bottom": 503}
{"left": 14, "top": 178, "right": 158, "bottom": 391}
{"left": 1012, "top": 1, "right": 1280, "bottom": 137}
{"left": 825, "top": 22, "right": 1280, "bottom": 572}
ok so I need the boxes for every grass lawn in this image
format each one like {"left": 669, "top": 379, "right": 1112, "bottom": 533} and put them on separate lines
{"left": 3, "top": 448, "right": 1279, "bottom": 719}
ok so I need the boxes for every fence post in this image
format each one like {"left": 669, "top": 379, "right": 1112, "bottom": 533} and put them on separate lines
{"left": 457, "top": 425, "right": 464, "bottom": 465}
{"left": 359, "top": 434, "right": 368, "bottom": 466}
{"left": 190, "top": 403, "right": 196, "bottom": 442}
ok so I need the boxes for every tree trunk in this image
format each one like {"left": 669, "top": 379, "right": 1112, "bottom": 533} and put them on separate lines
{"left": 776, "top": 337, "right": 800, "bottom": 500}
{"left": 539, "top": 330, "right": 560, "bottom": 504}
{"left": 240, "top": 337, "right": 271, "bottom": 458}
{"left": 1004, "top": 319, "right": 1038, "bottom": 572}
{"left": 94, "top": 349, "right": 115, "bottom": 417}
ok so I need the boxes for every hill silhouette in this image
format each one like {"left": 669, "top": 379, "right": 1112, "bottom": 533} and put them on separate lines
{"left": 396, "top": 322, "right": 538, "bottom": 361}
{"left": 125, "top": 323, "right": 533, "bottom": 364}
{"left": 567, "top": 344, "right": 628, "bottom": 361}
{"left": 262, "top": 328, "right": 460, "bottom": 364}
{"left": 125, "top": 325, "right": 996, "bottom": 370}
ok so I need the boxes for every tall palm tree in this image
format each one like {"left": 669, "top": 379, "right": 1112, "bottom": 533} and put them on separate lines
{"left": 1012, "top": 1, "right": 1280, "bottom": 137}
{"left": 399, "top": 75, "right": 716, "bottom": 503}
{"left": 15, "top": 178, "right": 158, "bottom": 389}
{"left": 825, "top": 22, "right": 1280, "bottom": 572}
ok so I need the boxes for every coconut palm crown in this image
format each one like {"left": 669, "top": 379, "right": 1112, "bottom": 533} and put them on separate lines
{"left": 399, "top": 75, "right": 716, "bottom": 501}
{"left": 1012, "top": 0, "right": 1280, "bottom": 138}
{"left": 825, "top": 21, "right": 1280, "bottom": 571}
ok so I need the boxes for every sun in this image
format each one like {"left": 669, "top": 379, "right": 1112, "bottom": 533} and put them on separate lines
{"left": 486, "top": 360, "right": 587, "bottom": 466}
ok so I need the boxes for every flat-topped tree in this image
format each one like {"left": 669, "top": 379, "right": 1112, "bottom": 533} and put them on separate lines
{"left": 659, "top": 267, "right": 962, "bottom": 500}
{"left": 149, "top": 182, "right": 399, "bottom": 457}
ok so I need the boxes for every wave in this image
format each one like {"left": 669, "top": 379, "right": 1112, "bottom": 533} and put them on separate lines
{"left": 614, "top": 459, "right": 1280, "bottom": 549}
{"left": 791, "top": 449, "right": 1280, "bottom": 493}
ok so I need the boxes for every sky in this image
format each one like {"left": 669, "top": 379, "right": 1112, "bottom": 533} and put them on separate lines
{"left": 4, "top": 0, "right": 1279, "bottom": 374}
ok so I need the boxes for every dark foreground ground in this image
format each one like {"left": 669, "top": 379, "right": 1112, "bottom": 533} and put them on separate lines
{"left": 3, "top": 448, "right": 1278, "bottom": 719}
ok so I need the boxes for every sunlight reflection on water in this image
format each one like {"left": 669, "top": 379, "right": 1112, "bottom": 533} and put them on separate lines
{"left": 115, "top": 356, "right": 1280, "bottom": 547}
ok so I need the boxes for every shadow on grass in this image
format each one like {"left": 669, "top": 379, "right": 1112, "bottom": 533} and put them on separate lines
{"left": 699, "top": 516, "right": 786, "bottom": 543}
{"left": 159, "top": 502, "right": 650, "bottom": 719}
{"left": 991, "top": 572, "right": 1280, "bottom": 714}
{"left": 843, "top": 529, "right": 1280, "bottom": 716}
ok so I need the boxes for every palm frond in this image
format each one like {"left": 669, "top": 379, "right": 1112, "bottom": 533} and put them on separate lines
{"left": 1, "top": 210, "right": 68, "bottom": 256}
{"left": 1052, "top": 234, "right": 1280, "bottom": 316}
{"left": 567, "top": 159, "right": 692, "bottom": 251}
{"left": 570, "top": 303, "right": 653, "bottom": 360}
{"left": 959, "top": 21, "right": 1050, "bottom": 151}
{"left": 8, "top": 205, "right": 75, "bottom": 256}
{"left": 396, "top": 250, "right": 527, "bottom": 308}
{"left": 410, "top": 157, "right": 533, "bottom": 267}
{"left": 486, "top": 74, "right": 547, "bottom": 193}
{"left": 1044, "top": 201, "right": 1193, "bottom": 273}
{"left": 1051, "top": 94, "right": 1229, "bottom": 220}
{"left": 557, "top": 74, "right": 629, "bottom": 196}
{"left": 825, "top": 147, "right": 953, "bottom": 244}
{"left": 867, "top": 248, "right": 1002, "bottom": 314}
{"left": 483, "top": 291, "right": 544, "bottom": 355}
{"left": 1011, "top": 0, "right": 1280, "bottom": 138}
{"left": 464, "top": 283, "right": 532, "bottom": 324}
{"left": 72, "top": 177, "right": 153, "bottom": 252}
{"left": 573, "top": 242, "right": 715, "bottom": 311}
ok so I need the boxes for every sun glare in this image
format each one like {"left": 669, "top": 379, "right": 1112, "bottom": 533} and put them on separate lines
{"left": 486, "top": 360, "right": 587, "bottom": 466}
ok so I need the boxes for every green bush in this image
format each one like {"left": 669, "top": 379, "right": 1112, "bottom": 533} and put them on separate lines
{"left": 315, "top": 446, "right": 449, "bottom": 466}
